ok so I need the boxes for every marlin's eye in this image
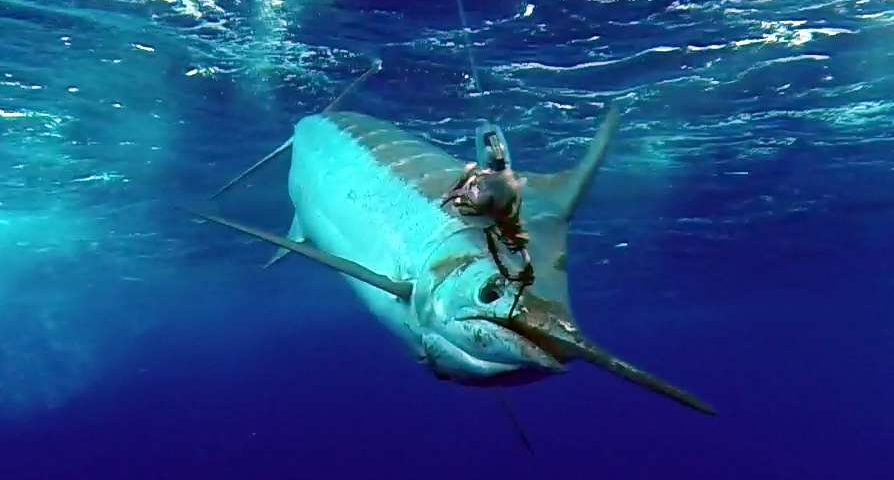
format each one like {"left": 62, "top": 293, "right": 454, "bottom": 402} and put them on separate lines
{"left": 478, "top": 276, "right": 503, "bottom": 304}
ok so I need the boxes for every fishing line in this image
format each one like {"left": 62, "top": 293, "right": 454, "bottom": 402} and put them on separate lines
{"left": 455, "top": 0, "right": 531, "bottom": 320}
{"left": 456, "top": 0, "right": 482, "bottom": 94}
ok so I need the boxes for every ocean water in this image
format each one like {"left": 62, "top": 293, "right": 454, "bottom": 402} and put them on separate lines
{"left": 1, "top": 0, "right": 892, "bottom": 478}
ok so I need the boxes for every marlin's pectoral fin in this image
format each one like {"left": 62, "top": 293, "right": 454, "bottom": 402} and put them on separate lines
{"left": 210, "top": 137, "right": 294, "bottom": 199}
{"left": 188, "top": 209, "right": 413, "bottom": 300}
{"left": 263, "top": 214, "right": 306, "bottom": 269}
{"left": 324, "top": 57, "right": 383, "bottom": 113}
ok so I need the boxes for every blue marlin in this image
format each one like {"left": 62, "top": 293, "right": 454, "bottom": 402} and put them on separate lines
{"left": 192, "top": 70, "right": 714, "bottom": 416}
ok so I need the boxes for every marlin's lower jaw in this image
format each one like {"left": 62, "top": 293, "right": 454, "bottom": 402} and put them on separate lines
{"left": 421, "top": 330, "right": 562, "bottom": 386}
{"left": 437, "top": 315, "right": 566, "bottom": 374}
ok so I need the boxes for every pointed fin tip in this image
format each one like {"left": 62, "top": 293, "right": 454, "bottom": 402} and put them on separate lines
{"left": 323, "top": 58, "right": 383, "bottom": 113}
{"left": 518, "top": 105, "right": 622, "bottom": 221}
{"left": 262, "top": 247, "right": 290, "bottom": 269}
{"left": 185, "top": 207, "right": 413, "bottom": 301}
{"left": 209, "top": 56, "right": 381, "bottom": 200}
{"left": 558, "top": 103, "right": 621, "bottom": 219}
{"left": 210, "top": 137, "right": 293, "bottom": 199}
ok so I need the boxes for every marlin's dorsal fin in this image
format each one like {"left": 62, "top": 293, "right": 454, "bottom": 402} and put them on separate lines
{"left": 188, "top": 209, "right": 413, "bottom": 300}
{"left": 524, "top": 105, "right": 620, "bottom": 220}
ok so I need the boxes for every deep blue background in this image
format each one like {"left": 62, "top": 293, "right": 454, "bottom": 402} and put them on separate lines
{"left": 1, "top": 1, "right": 892, "bottom": 478}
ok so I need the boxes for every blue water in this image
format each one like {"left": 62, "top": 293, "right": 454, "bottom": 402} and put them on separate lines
{"left": 1, "top": 0, "right": 892, "bottom": 478}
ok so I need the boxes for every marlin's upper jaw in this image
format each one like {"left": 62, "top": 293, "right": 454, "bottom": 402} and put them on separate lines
{"left": 452, "top": 309, "right": 565, "bottom": 372}
{"left": 419, "top": 313, "right": 565, "bottom": 383}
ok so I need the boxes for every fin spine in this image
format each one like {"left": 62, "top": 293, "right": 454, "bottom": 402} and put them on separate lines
{"left": 210, "top": 137, "right": 293, "bottom": 199}
{"left": 559, "top": 104, "right": 620, "bottom": 219}
{"left": 188, "top": 209, "right": 413, "bottom": 300}
{"left": 324, "top": 58, "right": 382, "bottom": 113}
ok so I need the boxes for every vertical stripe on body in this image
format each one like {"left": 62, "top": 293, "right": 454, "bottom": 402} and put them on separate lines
{"left": 290, "top": 112, "right": 471, "bottom": 281}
